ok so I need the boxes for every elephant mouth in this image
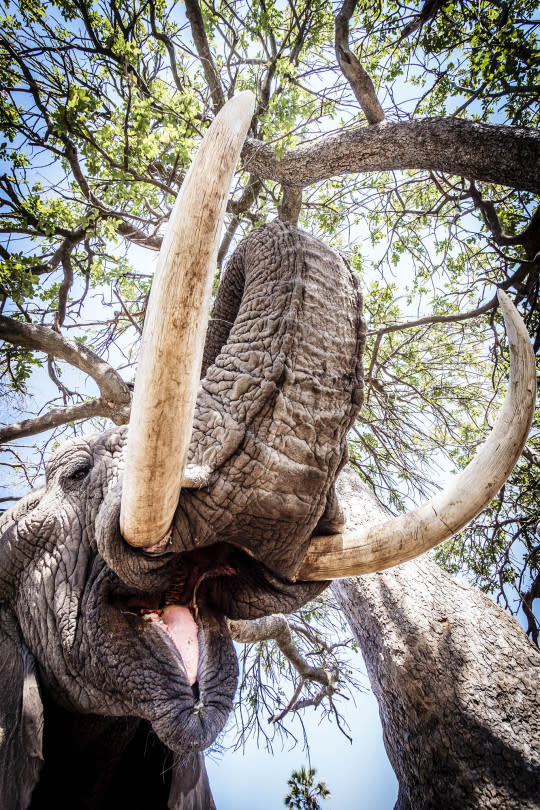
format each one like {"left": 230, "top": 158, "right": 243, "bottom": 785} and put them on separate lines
{"left": 112, "top": 540, "right": 325, "bottom": 694}
{"left": 120, "top": 546, "right": 238, "bottom": 687}
{"left": 105, "top": 562, "right": 239, "bottom": 753}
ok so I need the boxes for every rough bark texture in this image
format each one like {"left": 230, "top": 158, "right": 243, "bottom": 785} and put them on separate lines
{"left": 184, "top": 0, "right": 225, "bottom": 115}
{"left": 243, "top": 118, "right": 540, "bottom": 193}
{"left": 0, "top": 401, "right": 105, "bottom": 443}
{"left": 331, "top": 470, "right": 540, "bottom": 809}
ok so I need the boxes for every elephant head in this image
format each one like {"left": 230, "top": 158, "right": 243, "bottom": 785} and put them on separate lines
{"left": 0, "top": 92, "right": 535, "bottom": 809}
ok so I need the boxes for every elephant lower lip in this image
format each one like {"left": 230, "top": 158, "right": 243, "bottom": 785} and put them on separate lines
{"left": 143, "top": 605, "right": 199, "bottom": 685}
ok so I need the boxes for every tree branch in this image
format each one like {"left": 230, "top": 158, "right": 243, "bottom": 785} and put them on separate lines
{"left": 54, "top": 253, "right": 74, "bottom": 331}
{"left": 278, "top": 185, "right": 303, "bottom": 225}
{"left": 0, "top": 316, "right": 131, "bottom": 425}
{"left": 148, "top": 0, "right": 184, "bottom": 93}
{"left": 369, "top": 297, "right": 497, "bottom": 337}
{"left": 229, "top": 613, "right": 342, "bottom": 724}
{"left": 398, "top": 0, "right": 448, "bottom": 42}
{"left": 522, "top": 445, "right": 540, "bottom": 470}
{"left": 0, "top": 400, "right": 107, "bottom": 443}
{"left": 229, "top": 614, "right": 333, "bottom": 687}
{"left": 335, "top": 0, "right": 385, "bottom": 124}
{"left": 185, "top": 0, "right": 225, "bottom": 114}
{"left": 242, "top": 118, "right": 540, "bottom": 193}
{"left": 520, "top": 570, "right": 540, "bottom": 648}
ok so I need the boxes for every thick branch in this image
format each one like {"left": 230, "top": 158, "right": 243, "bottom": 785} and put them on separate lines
{"left": 0, "top": 316, "right": 131, "bottom": 424}
{"left": 243, "top": 118, "right": 540, "bottom": 193}
{"left": 185, "top": 0, "right": 225, "bottom": 114}
{"left": 398, "top": 0, "right": 448, "bottom": 41}
{"left": 0, "top": 400, "right": 106, "bottom": 443}
{"left": 335, "top": 1, "right": 385, "bottom": 124}
{"left": 229, "top": 614, "right": 331, "bottom": 686}
{"left": 522, "top": 445, "right": 540, "bottom": 470}
{"left": 278, "top": 185, "right": 302, "bottom": 225}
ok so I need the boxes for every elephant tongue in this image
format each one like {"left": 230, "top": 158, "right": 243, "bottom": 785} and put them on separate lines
{"left": 161, "top": 605, "right": 199, "bottom": 685}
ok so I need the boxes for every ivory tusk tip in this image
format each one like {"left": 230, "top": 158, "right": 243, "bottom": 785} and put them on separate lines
{"left": 232, "top": 89, "right": 256, "bottom": 108}
{"left": 299, "top": 285, "right": 536, "bottom": 580}
{"left": 497, "top": 289, "right": 515, "bottom": 334}
{"left": 497, "top": 289, "right": 535, "bottom": 367}
{"left": 222, "top": 91, "right": 256, "bottom": 128}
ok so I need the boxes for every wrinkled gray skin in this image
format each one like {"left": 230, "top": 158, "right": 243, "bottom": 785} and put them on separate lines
{"left": 0, "top": 221, "right": 365, "bottom": 809}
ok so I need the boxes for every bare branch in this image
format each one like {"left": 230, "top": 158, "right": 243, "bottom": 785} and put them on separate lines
{"left": 229, "top": 614, "right": 333, "bottom": 686}
{"left": 0, "top": 400, "right": 106, "bottom": 443}
{"left": 0, "top": 316, "right": 131, "bottom": 426}
{"left": 522, "top": 445, "right": 540, "bottom": 470}
{"left": 113, "top": 288, "right": 143, "bottom": 335}
{"left": 148, "top": 0, "right": 184, "bottom": 93}
{"left": 369, "top": 296, "right": 496, "bottom": 337}
{"left": 335, "top": 1, "right": 385, "bottom": 124}
{"left": 229, "top": 613, "right": 341, "bottom": 725}
{"left": 398, "top": 0, "right": 448, "bottom": 42}
{"left": 185, "top": 0, "right": 225, "bottom": 114}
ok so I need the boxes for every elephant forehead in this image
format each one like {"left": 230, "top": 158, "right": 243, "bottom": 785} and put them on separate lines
{"left": 45, "top": 436, "right": 97, "bottom": 478}
{"left": 45, "top": 428, "right": 126, "bottom": 479}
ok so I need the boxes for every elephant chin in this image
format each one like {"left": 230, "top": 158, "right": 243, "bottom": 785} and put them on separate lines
{"left": 144, "top": 609, "right": 239, "bottom": 754}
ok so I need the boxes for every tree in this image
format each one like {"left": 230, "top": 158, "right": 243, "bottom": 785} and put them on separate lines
{"left": 284, "top": 766, "right": 331, "bottom": 810}
{"left": 0, "top": 0, "right": 538, "bottom": 805}
{"left": 333, "top": 469, "right": 540, "bottom": 809}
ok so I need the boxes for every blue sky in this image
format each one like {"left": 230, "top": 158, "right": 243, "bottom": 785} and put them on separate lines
{"left": 207, "top": 657, "right": 398, "bottom": 810}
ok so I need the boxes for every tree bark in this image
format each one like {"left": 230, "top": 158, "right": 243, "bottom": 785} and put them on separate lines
{"left": 331, "top": 469, "right": 540, "bottom": 809}
{"left": 243, "top": 118, "right": 540, "bottom": 193}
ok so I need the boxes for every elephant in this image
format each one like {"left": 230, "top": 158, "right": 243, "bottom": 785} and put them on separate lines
{"left": 0, "top": 93, "right": 535, "bottom": 809}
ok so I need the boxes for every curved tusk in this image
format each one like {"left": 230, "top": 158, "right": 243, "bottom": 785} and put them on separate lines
{"left": 298, "top": 290, "right": 536, "bottom": 580}
{"left": 120, "top": 92, "right": 255, "bottom": 548}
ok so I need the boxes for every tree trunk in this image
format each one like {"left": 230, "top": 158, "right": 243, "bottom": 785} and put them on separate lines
{"left": 332, "top": 470, "right": 540, "bottom": 809}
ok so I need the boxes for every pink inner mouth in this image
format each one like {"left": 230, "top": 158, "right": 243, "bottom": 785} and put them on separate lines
{"left": 145, "top": 605, "right": 199, "bottom": 685}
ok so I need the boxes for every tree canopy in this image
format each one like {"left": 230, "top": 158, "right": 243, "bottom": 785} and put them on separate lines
{"left": 0, "top": 0, "right": 538, "bottom": 715}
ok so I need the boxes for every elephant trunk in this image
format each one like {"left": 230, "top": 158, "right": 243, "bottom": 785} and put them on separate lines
{"left": 173, "top": 221, "right": 366, "bottom": 578}
{"left": 119, "top": 92, "right": 255, "bottom": 549}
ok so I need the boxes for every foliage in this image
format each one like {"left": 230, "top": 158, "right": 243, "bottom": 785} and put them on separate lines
{"left": 284, "top": 766, "right": 331, "bottom": 810}
{"left": 0, "top": 0, "right": 538, "bottom": 739}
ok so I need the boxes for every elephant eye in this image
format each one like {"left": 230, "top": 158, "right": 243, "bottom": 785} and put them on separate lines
{"left": 69, "top": 466, "right": 91, "bottom": 482}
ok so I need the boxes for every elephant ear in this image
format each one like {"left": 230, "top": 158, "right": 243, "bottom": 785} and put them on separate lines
{"left": 0, "top": 608, "right": 44, "bottom": 810}
{"left": 168, "top": 753, "right": 216, "bottom": 810}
